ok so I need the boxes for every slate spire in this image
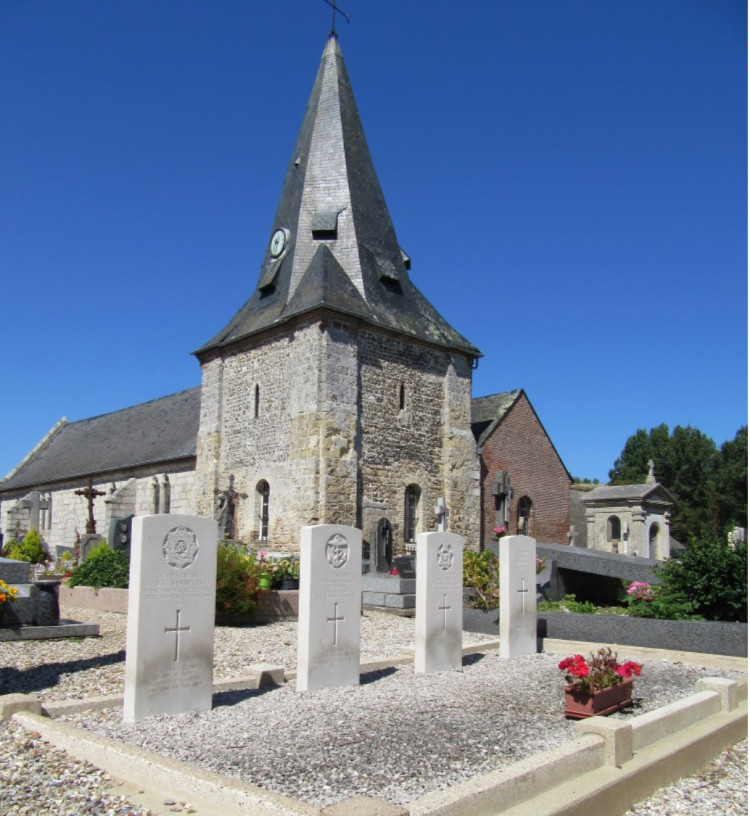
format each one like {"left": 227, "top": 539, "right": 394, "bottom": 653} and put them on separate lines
{"left": 197, "top": 34, "right": 480, "bottom": 358}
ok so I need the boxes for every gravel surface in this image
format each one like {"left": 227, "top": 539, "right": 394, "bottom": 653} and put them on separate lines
{"left": 0, "top": 607, "right": 746, "bottom": 815}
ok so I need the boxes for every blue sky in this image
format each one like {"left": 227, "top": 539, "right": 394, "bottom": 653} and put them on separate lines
{"left": 1, "top": 0, "right": 746, "bottom": 483}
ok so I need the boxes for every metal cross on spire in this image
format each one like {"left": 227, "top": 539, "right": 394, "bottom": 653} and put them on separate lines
{"left": 323, "top": 0, "right": 349, "bottom": 34}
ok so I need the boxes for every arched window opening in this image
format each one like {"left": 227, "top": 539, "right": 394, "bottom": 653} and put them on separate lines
{"left": 162, "top": 475, "right": 171, "bottom": 514}
{"left": 404, "top": 485, "right": 420, "bottom": 544}
{"left": 152, "top": 477, "right": 160, "bottom": 514}
{"left": 649, "top": 523, "right": 660, "bottom": 558}
{"left": 517, "top": 496, "right": 531, "bottom": 536}
{"left": 256, "top": 480, "right": 270, "bottom": 541}
{"left": 399, "top": 383, "right": 406, "bottom": 411}
{"left": 607, "top": 516, "right": 621, "bottom": 540}
{"left": 254, "top": 384, "right": 260, "bottom": 419}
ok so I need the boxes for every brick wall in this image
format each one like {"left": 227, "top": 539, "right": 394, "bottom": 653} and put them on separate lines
{"left": 479, "top": 394, "right": 570, "bottom": 545}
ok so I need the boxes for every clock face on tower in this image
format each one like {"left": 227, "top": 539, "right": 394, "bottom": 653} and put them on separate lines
{"left": 270, "top": 228, "right": 287, "bottom": 258}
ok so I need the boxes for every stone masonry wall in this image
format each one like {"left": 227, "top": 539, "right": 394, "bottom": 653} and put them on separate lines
{"left": 479, "top": 394, "right": 570, "bottom": 546}
{"left": 195, "top": 323, "right": 333, "bottom": 549}
{"left": 1, "top": 468, "right": 195, "bottom": 555}
{"left": 194, "top": 314, "right": 478, "bottom": 553}
{"left": 359, "top": 328, "right": 478, "bottom": 552}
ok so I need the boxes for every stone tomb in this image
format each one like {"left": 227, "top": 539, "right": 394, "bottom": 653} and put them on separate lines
{"left": 297, "top": 524, "right": 361, "bottom": 692}
{"left": 499, "top": 535, "right": 537, "bottom": 659}
{"left": 124, "top": 514, "right": 217, "bottom": 722}
{"left": 415, "top": 532, "right": 464, "bottom": 673}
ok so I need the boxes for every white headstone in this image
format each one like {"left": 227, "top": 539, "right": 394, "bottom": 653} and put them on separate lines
{"left": 499, "top": 535, "right": 537, "bottom": 659}
{"left": 124, "top": 514, "right": 218, "bottom": 722}
{"left": 296, "top": 524, "right": 362, "bottom": 692}
{"left": 415, "top": 532, "right": 464, "bottom": 673}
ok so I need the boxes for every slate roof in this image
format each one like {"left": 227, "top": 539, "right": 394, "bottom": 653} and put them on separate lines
{"left": 582, "top": 484, "right": 676, "bottom": 505}
{"left": 471, "top": 390, "right": 523, "bottom": 446}
{"left": 0, "top": 387, "right": 201, "bottom": 493}
{"left": 196, "top": 34, "right": 480, "bottom": 359}
{"left": 471, "top": 389, "right": 572, "bottom": 481}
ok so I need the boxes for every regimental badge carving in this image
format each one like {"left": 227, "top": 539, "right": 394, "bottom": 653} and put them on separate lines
{"left": 325, "top": 533, "right": 349, "bottom": 569}
{"left": 162, "top": 526, "right": 199, "bottom": 570}
{"left": 437, "top": 541, "right": 454, "bottom": 571}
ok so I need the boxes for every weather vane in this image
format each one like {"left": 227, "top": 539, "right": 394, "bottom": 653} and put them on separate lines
{"left": 323, "top": 0, "right": 349, "bottom": 34}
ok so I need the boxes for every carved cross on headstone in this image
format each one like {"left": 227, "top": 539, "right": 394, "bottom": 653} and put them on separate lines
{"left": 327, "top": 601, "right": 345, "bottom": 646}
{"left": 323, "top": 0, "right": 349, "bottom": 33}
{"left": 214, "top": 475, "right": 248, "bottom": 539}
{"left": 164, "top": 609, "right": 191, "bottom": 662}
{"left": 74, "top": 477, "right": 107, "bottom": 534}
{"left": 438, "top": 593, "right": 451, "bottom": 630}
{"left": 517, "top": 577, "right": 529, "bottom": 616}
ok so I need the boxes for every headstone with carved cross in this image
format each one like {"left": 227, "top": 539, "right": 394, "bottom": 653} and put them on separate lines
{"left": 123, "top": 514, "right": 218, "bottom": 722}
{"left": 297, "top": 524, "right": 361, "bottom": 692}
{"left": 499, "top": 535, "right": 537, "bottom": 659}
{"left": 415, "top": 531, "right": 464, "bottom": 673}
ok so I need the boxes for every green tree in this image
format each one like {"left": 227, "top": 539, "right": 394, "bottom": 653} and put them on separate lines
{"left": 609, "top": 424, "right": 718, "bottom": 540}
{"left": 713, "top": 426, "right": 748, "bottom": 532}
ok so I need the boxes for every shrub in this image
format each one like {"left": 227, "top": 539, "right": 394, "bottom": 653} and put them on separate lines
{"left": 463, "top": 550, "right": 499, "bottom": 610}
{"left": 538, "top": 594, "right": 598, "bottom": 615}
{"left": 2, "top": 528, "right": 48, "bottom": 564}
{"left": 67, "top": 544, "right": 130, "bottom": 589}
{"left": 1, "top": 539, "right": 23, "bottom": 560}
{"left": 639, "top": 535, "right": 748, "bottom": 622}
{"left": 215, "top": 542, "right": 262, "bottom": 617}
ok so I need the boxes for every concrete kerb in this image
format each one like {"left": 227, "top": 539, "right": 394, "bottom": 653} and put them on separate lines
{"left": 4, "top": 641, "right": 748, "bottom": 816}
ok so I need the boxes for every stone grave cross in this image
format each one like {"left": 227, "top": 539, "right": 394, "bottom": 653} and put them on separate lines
{"left": 434, "top": 497, "right": 448, "bottom": 533}
{"left": 75, "top": 478, "right": 107, "bottom": 534}
{"left": 19, "top": 491, "right": 50, "bottom": 532}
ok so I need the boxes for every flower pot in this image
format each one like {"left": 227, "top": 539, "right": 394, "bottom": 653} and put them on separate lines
{"left": 258, "top": 574, "right": 272, "bottom": 590}
{"left": 280, "top": 578, "right": 299, "bottom": 590}
{"left": 0, "top": 604, "right": 6, "bottom": 626}
{"left": 563, "top": 679, "right": 633, "bottom": 719}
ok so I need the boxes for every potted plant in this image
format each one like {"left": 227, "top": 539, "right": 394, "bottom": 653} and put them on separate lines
{"left": 0, "top": 579, "right": 19, "bottom": 625}
{"left": 255, "top": 549, "right": 273, "bottom": 590}
{"left": 558, "top": 647, "right": 642, "bottom": 719}
{"left": 272, "top": 557, "right": 300, "bottom": 590}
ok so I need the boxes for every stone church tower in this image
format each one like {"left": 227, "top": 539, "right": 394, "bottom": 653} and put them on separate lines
{"left": 193, "top": 34, "right": 481, "bottom": 558}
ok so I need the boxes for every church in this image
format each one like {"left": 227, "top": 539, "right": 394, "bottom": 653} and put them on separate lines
{"left": 0, "top": 34, "right": 570, "bottom": 562}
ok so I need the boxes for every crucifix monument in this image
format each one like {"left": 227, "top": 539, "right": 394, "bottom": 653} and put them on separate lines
{"left": 74, "top": 478, "right": 107, "bottom": 534}
{"left": 214, "top": 475, "right": 247, "bottom": 540}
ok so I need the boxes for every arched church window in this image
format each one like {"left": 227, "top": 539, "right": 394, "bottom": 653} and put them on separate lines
{"left": 256, "top": 480, "right": 270, "bottom": 541}
{"left": 517, "top": 496, "right": 531, "bottom": 536}
{"left": 152, "top": 477, "right": 160, "bottom": 514}
{"left": 162, "top": 475, "right": 171, "bottom": 514}
{"left": 607, "top": 516, "right": 621, "bottom": 540}
{"left": 404, "top": 485, "right": 420, "bottom": 543}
